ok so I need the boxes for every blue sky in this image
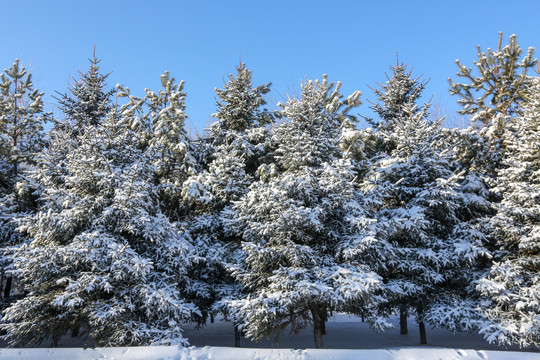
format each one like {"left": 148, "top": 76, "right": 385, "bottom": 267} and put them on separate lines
{"left": 1, "top": 0, "right": 539, "bottom": 134}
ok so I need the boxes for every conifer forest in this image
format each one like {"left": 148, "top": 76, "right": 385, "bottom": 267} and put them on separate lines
{"left": 0, "top": 33, "right": 539, "bottom": 350}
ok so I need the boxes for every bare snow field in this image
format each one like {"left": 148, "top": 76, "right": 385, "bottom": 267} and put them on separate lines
{"left": 1, "top": 346, "right": 540, "bottom": 360}
{"left": 1, "top": 314, "right": 539, "bottom": 359}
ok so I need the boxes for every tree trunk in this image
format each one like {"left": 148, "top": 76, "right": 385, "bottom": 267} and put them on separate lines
{"left": 417, "top": 303, "right": 427, "bottom": 344}
{"left": 3, "top": 276, "right": 12, "bottom": 299}
{"left": 234, "top": 323, "right": 241, "bottom": 347}
{"left": 311, "top": 308, "right": 324, "bottom": 349}
{"left": 51, "top": 334, "right": 60, "bottom": 348}
{"left": 320, "top": 310, "right": 327, "bottom": 335}
{"left": 210, "top": 313, "right": 215, "bottom": 324}
{"left": 71, "top": 324, "right": 80, "bottom": 338}
{"left": 400, "top": 306, "right": 408, "bottom": 335}
{"left": 12, "top": 124, "right": 18, "bottom": 177}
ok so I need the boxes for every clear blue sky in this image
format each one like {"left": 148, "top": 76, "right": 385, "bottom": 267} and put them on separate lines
{"left": 2, "top": 0, "right": 539, "bottom": 134}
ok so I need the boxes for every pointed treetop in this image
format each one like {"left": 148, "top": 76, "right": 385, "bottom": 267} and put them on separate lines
{"left": 212, "top": 62, "right": 273, "bottom": 134}
{"left": 367, "top": 59, "right": 429, "bottom": 133}
{"left": 54, "top": 49, "right": 115, "bottom": 136}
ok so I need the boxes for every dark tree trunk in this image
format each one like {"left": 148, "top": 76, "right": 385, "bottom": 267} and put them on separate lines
{"left": 234, "top": 323, "right": 241, "bottom": 347}
{"left": 311, "top": 308, "right": 324, "bottom": 349}
{"left": 210, "top": 313, "right": 215, "bottom": 324}
{"left": 3, "top": 276, "right": 12, "bottom": 299}
{"left": 71, "top": 325, "right": 80, "bottom": 338}
{"left": 320, "top": 309, "right": 327, "bottom": 335}
{"left": 400, "top": 306, "right": 408, "bottom": 335}
{"left": 417, "top": 303, "right": 427, "bottom": 344}
{"left": 51, "top": 334, "right": 60, "bottom": 348}
{"left": 418, "top": 320, "right": 427, "bottom": 344}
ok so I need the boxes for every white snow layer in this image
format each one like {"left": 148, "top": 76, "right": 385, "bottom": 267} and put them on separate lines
{"left": 1, "top": 346, "right": 539, "bottom": 360}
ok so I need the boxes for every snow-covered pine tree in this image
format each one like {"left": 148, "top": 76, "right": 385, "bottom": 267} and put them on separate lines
{"left": 224, "top": 75, "right": 387, "bottom": 349}
{"left": 424, "top": 130, "right": 496, "bottom": 339}
{"left": 363, "top": 60, "right": 430, "bottom": 335}
{"left": 450, "top": 32, "right": 537, "bottom": 125}
{"left": 367, "top": 57, "right": 429, "bottom": 135}
{"left": 118, "top": 71, "right": 195, "bottom": 221}
{"left": 53, "top": 51, "right": 114, "bottom": 138}
{"left": 0, "top": 59, "right": 48, "bottom": 181}
{"left": 476, "top": 76, "right": 540, "bottom": 348}
{"left": 39, "top": 53, "right": 113, "bottom": 201}
{"left": 427, "top": 35, "right": 538, "bottom": 340}
{"left": 27, "top": 58, "right": 116, "bottom": 319}
{"left": 0, "top": 59, "right": 48, "bottom": 302}
{"left": 0, "top": 102, "right": 198, "bottom": 347}
{"left": 181, "top": 63, "right": 273, "bottom": 335}
{"left": 211, "top": 62, "right": 273, "bottom": 139}
{"left": 197, "top": 61, "right": 274, "bottom": 187}
{"left": 205, "top": 62, "right": 273, "bottom": 194}
{"left": 362, "top": 92, "right": 488, "bottom": 344}
{"left": 449, "top": 33, "right": 537, "bottom": 176}
{"left": 33, "top": 53, "right": 113, "bottom": 209}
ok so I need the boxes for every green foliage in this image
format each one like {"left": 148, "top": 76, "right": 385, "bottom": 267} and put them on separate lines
{"left": 0, "top": 59, "right": 49, "bottom": 305}
{"left": 213, "top": 62, "right": 273, "bottom": 135}
{"left": 0, "top": 59, "right": 48, "bottom": 177}
{"left": 476, "top": 77, "right": 540, "bottom": 347}
{"left": 449, "top": 32, "right": 537, "bottom": 125}
{"left": 367, "top": 58, "right": 429, "bottom": 133}
{"left": 275, "top": 75, "right": 361, "bottom": 171}
{"left": 224, "top": 76, "right": 388, "bottom": 349}
{"left": 2, "top": 36, "right": 540, "bottom": 349}
{"left": 119, "top": 72, "right": 195, "bottom": 221}
{"left": 180, "top": 63, "right": 275, "bottom": 327}
{"left": 1, "top": 107, "right": 197, "bottom": 347}
{"left": 54, "top": 52, "right": 114, "bottom": 137}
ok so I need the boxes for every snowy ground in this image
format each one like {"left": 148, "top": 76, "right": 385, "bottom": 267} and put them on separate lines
{"left": 1, "top": 346, "right": 540, "bottom": 360}
{"left": 1, "top": 314, "right": 538, "bottom": 359}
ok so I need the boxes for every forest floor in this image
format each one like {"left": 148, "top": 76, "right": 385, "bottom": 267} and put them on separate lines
{"left": 182, "top": 314, "right": 538, "bottom": 351}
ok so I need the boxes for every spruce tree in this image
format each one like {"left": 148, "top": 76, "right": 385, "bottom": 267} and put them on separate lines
{"left": 476, "top": 77, "right": 540, "bottom": 348}
{"left": 54, "top": 51, "right": 114, "bottom": 138}
{"left": 367, "top": 57, "right": 429, "bottom": 136}
{"left": 224, "top": 76, "right": 387, "bottom": 349}
{"left": 364, "top": 61, "right": 429, "bottom": 335}
{"left": 363, "top": 89, "right": 488, "bottom": 344}
{"left": 0, "top": 59, "right": 48, "bottom": 302}
{"left": 1, "top": 104, "right": 198, "bottom": 347}
{"left": 212, "top": 62, "right": 273, "bottom": 136}
{"left": 182, "top": 63, "right": 273, "bottom": 334}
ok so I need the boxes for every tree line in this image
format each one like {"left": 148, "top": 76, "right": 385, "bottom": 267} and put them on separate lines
{"left": 0, "top": 33, "right": 539, "bottom": 349}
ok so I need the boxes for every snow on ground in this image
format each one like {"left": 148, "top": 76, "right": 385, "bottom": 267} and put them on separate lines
{"left": 1, "top": 347, "right": 540, "bottom": 360}
{"left": 1, "top": 314, "right": 538, "bottom": 359}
